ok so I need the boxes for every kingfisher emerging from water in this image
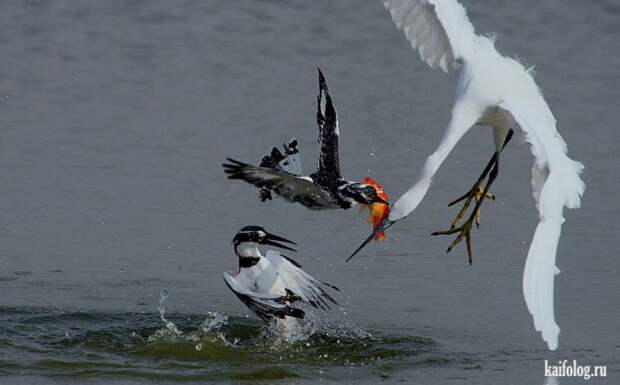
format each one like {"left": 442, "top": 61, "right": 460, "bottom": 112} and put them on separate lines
{"left": 223, "top": 69, "right": 389, "bottom": 226}
{"left": 223, "top": 226, "right": 339, "bottom": 335}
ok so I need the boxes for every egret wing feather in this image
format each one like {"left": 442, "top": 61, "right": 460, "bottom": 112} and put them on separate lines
{"left": 499, "top": 74, "right": 584, "bottom": 350}
{"left": 381, "top": 0, "right": 476, "bottom": 72}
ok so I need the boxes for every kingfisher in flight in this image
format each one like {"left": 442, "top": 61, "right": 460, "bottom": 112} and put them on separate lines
{"left": 223, "top": 69, "right": 389, "bottom": 213}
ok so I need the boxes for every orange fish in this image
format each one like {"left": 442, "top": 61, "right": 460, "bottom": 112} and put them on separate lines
{"left": 361, "top": 176, "right": 389, "bottom": 241}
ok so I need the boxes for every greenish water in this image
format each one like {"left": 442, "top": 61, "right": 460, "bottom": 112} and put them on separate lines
{"left": 0, "top": 306, "right": 444, "bottom": 383}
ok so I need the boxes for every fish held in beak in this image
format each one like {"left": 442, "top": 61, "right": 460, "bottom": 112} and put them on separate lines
{"left": 362, "top": 177, "right": 390, "bottom": 241}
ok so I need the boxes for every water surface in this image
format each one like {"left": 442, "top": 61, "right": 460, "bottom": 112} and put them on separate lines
{"left": 0, "top": 0, "right": 618, "bottom": 383}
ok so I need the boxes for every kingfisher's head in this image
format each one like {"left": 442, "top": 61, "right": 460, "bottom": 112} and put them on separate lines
{"left": 341, "top": 182, "right": 389, "bottom": 206}
{"left": 232, "top": 226, "right": 297, "bottom": 260}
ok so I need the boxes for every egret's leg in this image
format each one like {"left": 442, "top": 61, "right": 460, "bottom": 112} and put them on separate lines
{"left": 446, "top": 153, "right": 498, "bottom": 229}
{"left": 444, "top": 129, "right": 514, "bottom": 229}
{"left": 432, "top": 154, "right": 501, "bottom": 264}
{"left": 431, "top": 129, "right": 513, "bottom": 263}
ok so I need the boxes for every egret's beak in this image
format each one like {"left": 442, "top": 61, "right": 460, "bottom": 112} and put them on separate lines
{"left": 262, "top": 231, "right": 298, "bottom": 252}
{"left": 346, "top": 216, "right": 397, "bottom": 262}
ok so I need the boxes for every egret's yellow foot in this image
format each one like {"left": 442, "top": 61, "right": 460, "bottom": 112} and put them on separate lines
{"left": 447, "top": 180, "right": 495, "bottom": 230}
{"left": 433, "top": 154, "right": 501, "bottom": 264}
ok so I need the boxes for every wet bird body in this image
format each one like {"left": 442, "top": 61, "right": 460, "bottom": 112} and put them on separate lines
{"left": 223, "top": 226, "right": 339, "bottom": 332}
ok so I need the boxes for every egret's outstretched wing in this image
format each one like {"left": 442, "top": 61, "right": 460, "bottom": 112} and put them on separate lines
{"left": 313, "top": 68, "right": 342, "bottom": 187}
{"left": 222, "top": 272, "right": 304, "bottom": 321}
{"left": 380, "top": 0, "right": 476, "bottom": 72}
{"left": 265, "top": 250, "right": 339, "bottom": 311}
{"left": 499, "top": 68, "right": 584, "bottom": 351}
{"left": 223, "top": 158, "right": 337, "bottom": 209}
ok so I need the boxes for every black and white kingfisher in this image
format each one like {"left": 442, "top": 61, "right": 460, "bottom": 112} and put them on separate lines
{"left": 223, "top": 226, "right": 339, "bottom": 334}
{"left": 222, "top": 69, "right": 389, "bottom": 211}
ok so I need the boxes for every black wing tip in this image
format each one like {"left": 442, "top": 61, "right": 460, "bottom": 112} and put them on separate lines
{"left": 224, "top": 157, "right": 247, "bottom": 166}
{"left": 222, "top": 158, "right": 253, "bottom": 177}
{"left": 321, "top": 280, "right": 340, "bottom": 292}
{"left": 318, "top": 67, "right": 328, "bottom": 91}
{"left": 222, "top": 162, "right": 245, "bottom": 179}
{"left": 280, "top": 254, "right": 302, "bottom": 268}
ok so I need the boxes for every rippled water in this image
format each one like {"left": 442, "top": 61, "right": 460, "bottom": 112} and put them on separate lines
{"left": 0, "top": 0, "right": 619, "bottom": 384}
{"left": 0, "top": 305, "right": 441, "bottom": 383}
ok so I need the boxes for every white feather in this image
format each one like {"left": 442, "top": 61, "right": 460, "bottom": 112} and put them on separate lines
{"left": 224, "top": 248, "right": 336, "bottom": 321}
{"left": 382, "top": 0, "right": 476, "bottom": 72}
{"left": 380, "top": 0, "right": 584, "bottom": 350}
{"left": 264, "top": 250, "right": 331, "bottom": 304}
{"left": 499, "top": 72, "right": 584, "bottom": 350}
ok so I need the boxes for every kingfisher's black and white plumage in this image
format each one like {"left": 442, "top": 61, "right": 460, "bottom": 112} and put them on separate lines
{"left": 223, "top": 69, "right": 387, "bottom": 210}
{"left": 223, "top": 226, "right": 339, "bottom": 326}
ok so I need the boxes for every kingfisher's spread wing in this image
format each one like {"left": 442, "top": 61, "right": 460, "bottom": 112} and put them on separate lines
{"left": 314, "top": 69, "right": 341, "bottom": 186}
{"left": 264, "top": 250, "right": 339, "bottom": 311}
{"left": 223, "top": 158, "right": 337, "bottom": 209}
{"left": 222, "top": 272, "right": 304, "bottom": 321}
{"left": 259, "top": 139, "right": 303, "bottom": 177}
{"left": 380, "top": 0, "right": 476, "bottom": 72}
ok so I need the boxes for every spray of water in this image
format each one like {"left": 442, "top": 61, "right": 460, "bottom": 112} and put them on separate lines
{"left": 150, "top": 290, "right": 234, "bottom": 349}
{"left": 149, "top": 289, "right": 371, "bottom": 355}
{"left": 157, "top": 289, "right": 182, "bottom": 337}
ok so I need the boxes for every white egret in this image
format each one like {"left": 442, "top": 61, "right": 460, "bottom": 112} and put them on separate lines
{"left": 349, "top": 0, "right": 585, "bottom": 350}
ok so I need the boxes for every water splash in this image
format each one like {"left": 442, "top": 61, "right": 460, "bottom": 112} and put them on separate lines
{"left": 150, "top": 292, "right": 237, "bottom": 347}
{"left": 201, "top": 311, "right": 228, "bottom": 334}
{"left": 249, "top": 303, "right": 372, "bottom": 350}
{"left": 145, "top": 290, "right": 422, "bottom": 373}
{"left": 155, "top": 289, "right": 182, "bottom": 337}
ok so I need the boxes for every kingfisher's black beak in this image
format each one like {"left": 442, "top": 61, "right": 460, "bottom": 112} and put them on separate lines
{"left": 262, "top": 232, "right": 298, "bottom": 252}
{"left": 372, "top": 196, "right": 389, "bottom": 205}
{"left": 346, "top": 216, "right": 396, "bottom": 262}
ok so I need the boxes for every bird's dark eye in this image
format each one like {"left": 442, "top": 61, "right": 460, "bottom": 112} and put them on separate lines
{"left": 364, "top": 187, "right": 375, "bottom": 196}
